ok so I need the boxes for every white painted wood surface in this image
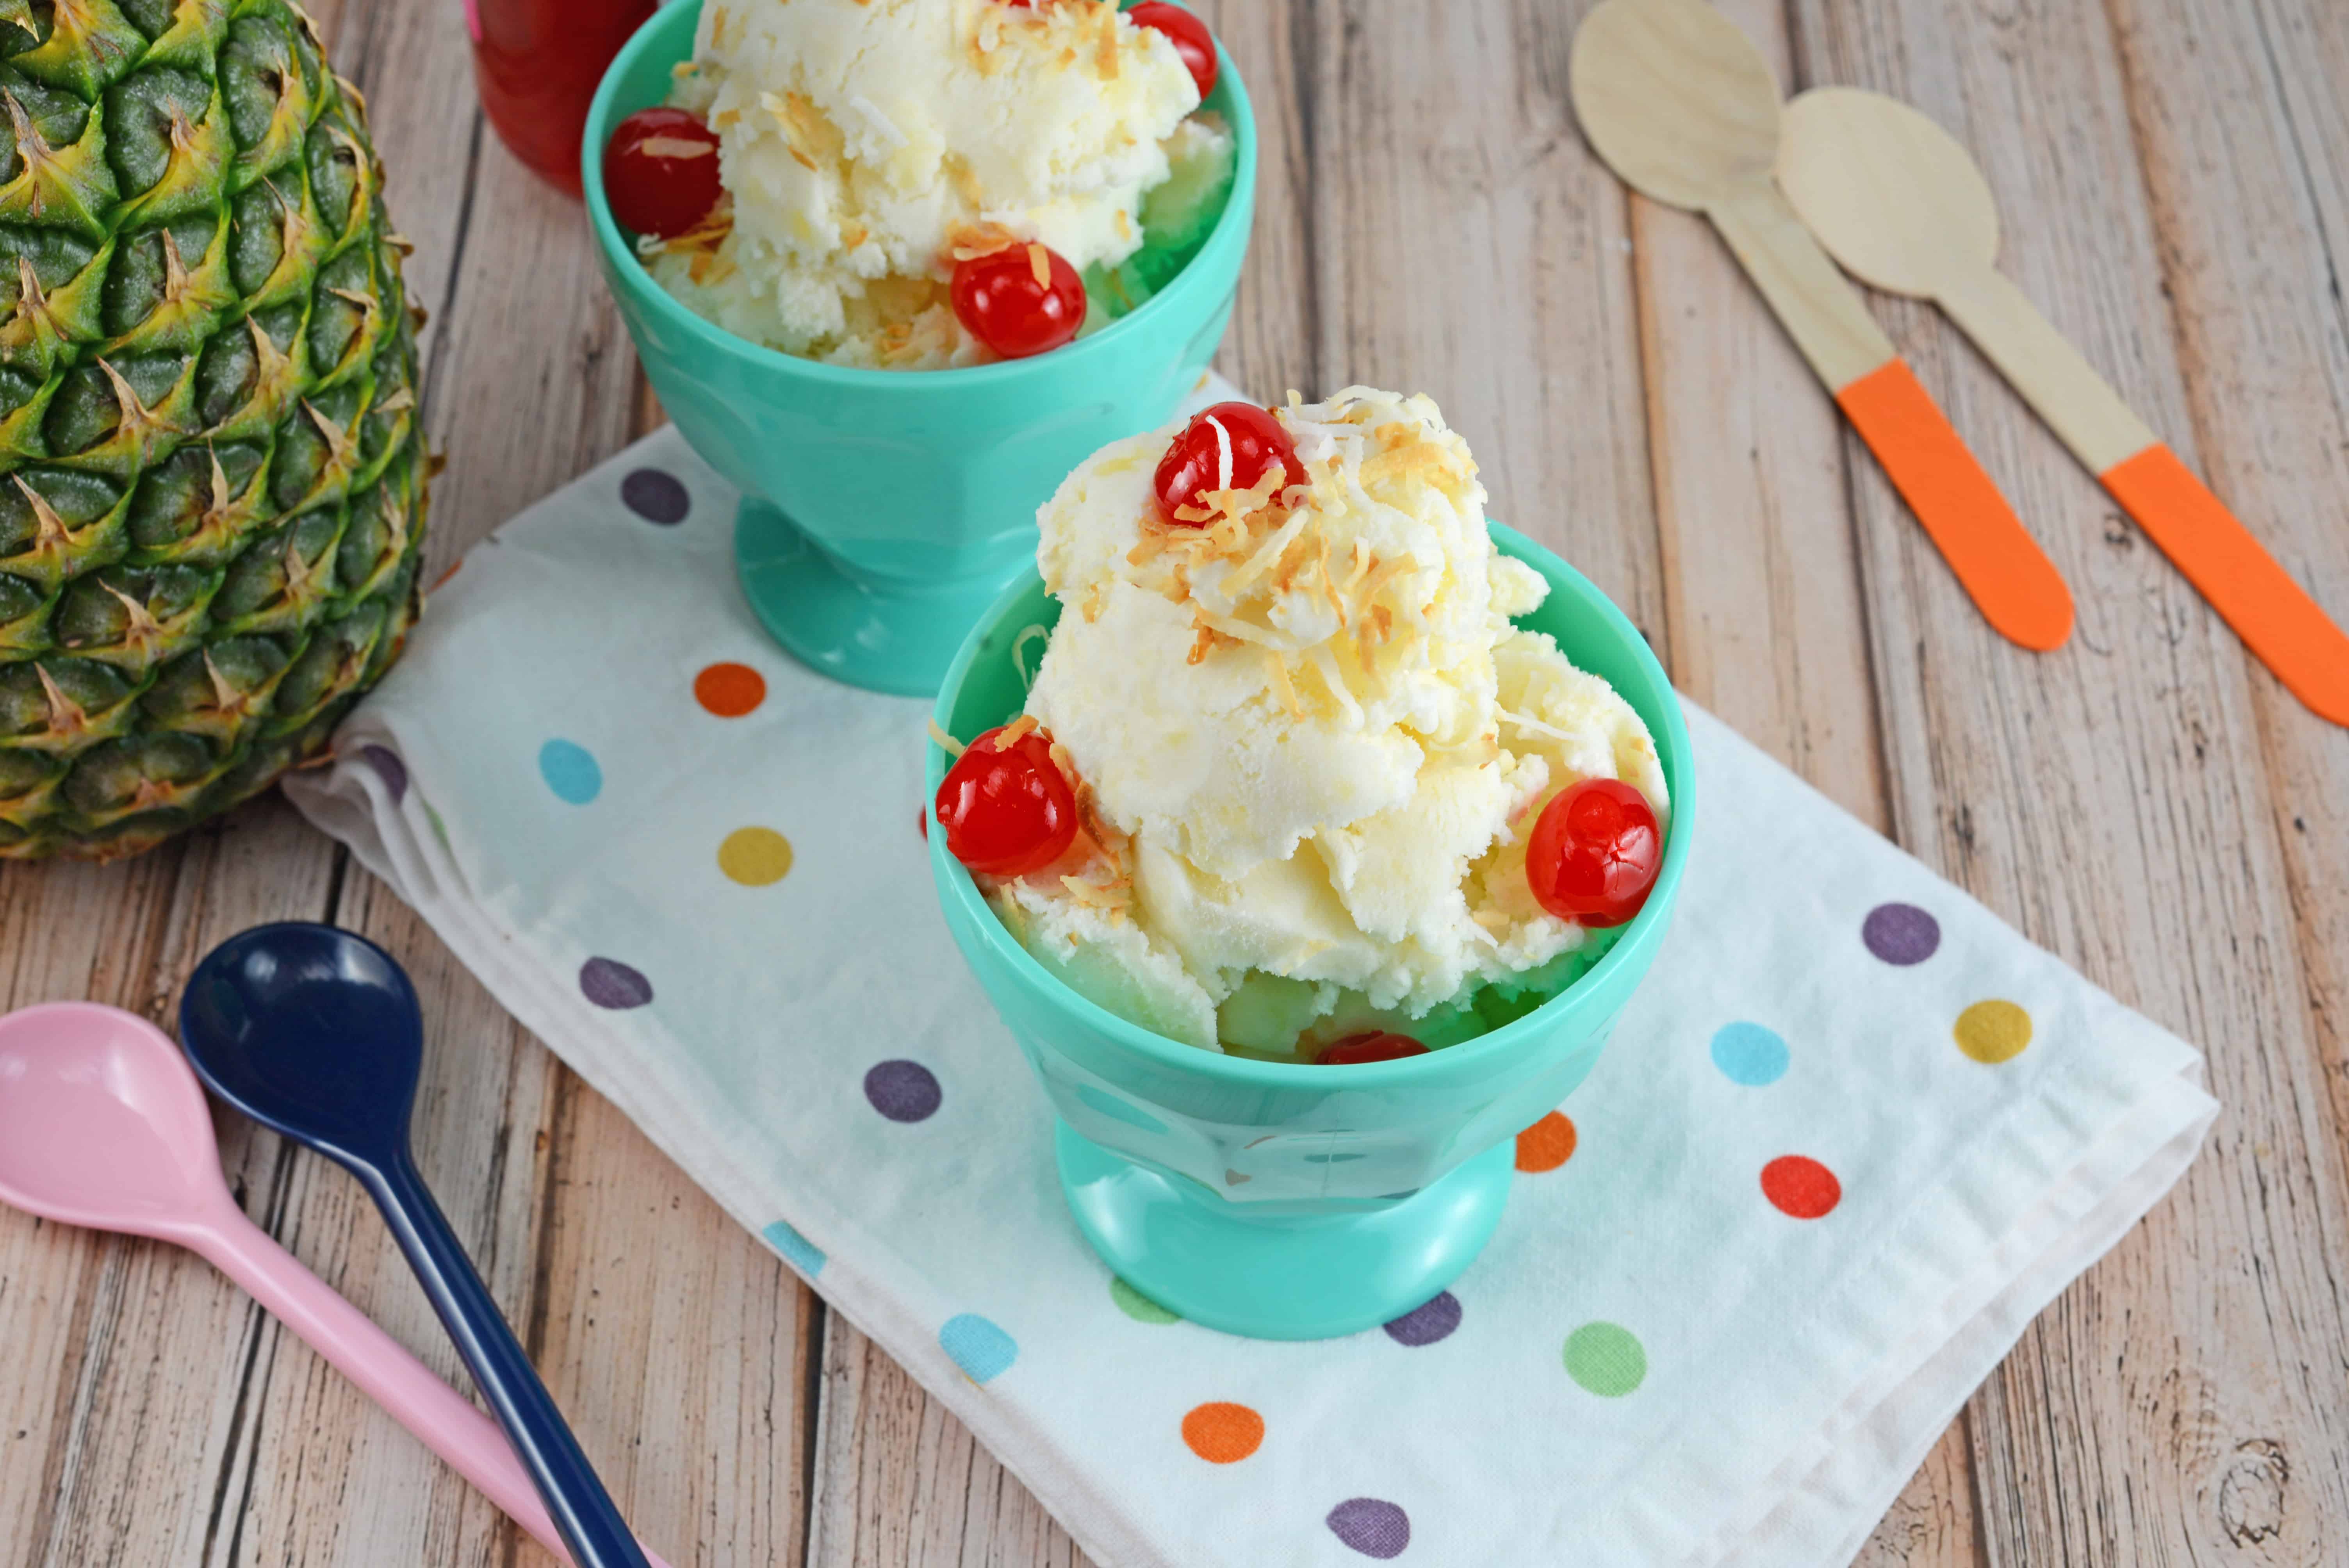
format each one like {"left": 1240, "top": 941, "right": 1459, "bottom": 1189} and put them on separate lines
{"left": 5, "top": 2, "right": 2346, "bottom": 1563}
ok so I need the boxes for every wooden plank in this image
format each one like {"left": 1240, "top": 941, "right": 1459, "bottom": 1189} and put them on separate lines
{"left": 1618, "top": 0, "right": 1958, "bottom": 1557}
{"left": 522, "top": 1060, "right": 818, "bottom": 1568}
{"left": 1788, "top": 2, "right": 2349, "bottom": 1564}
{"left": 2112, "top": 0, "right": 2349, "bottom": 1165}
{"left": 1626, "top": 0, "right": 1889, "bottom": 828}
{"left": 0, "top": 794, "right": 346, "bottom": 1568}
{"left": 811, "top": 1320, "right": 1091, "bottom": 1568}
{"left": 1308, "top": 0, "right": 1666, "bottom": 634}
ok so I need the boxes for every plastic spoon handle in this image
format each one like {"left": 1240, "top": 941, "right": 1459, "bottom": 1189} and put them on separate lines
{"left": 194, "top": 1205, "right": 674, "bottom": 1568}
{"left": 1706, "top": 182, "right": 2075, "bottom": 650}
{"left": 362, "top": 1149, "right": 652, "bottom": 1568}
{"left": 1936, "top": 265, "right": 2349, "bottom": 724}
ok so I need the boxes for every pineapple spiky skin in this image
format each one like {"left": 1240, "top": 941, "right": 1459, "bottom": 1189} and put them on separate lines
{"left": 0, "top": 0, "right": 425, "bottom": 860}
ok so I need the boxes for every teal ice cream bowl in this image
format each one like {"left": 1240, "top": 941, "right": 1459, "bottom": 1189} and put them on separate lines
{"left": 929, "top": 526, "right": 1694, "bottom": 1340}
{"left": 583, "top": 1, "right": 1257, "bottom": 696}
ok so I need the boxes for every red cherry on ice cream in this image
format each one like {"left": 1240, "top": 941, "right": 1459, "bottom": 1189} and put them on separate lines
{"left": 1153, "top": 402, "right": 1305, "bottom": 524}
{"left": 951, "top": 244, "right": 1087, "bottom": 358}
{"left": 936, "top": 725, "right": 1079, "bottom": 877}
{"left": 1317, "top": 1032, "right": 1430, "bottom": 1066}
{"left": 1526, "top": 777, "right": 1661, "bottom": 928}
{"left": 1128, "top": 4, "right": 1218, "bottom": 100}
{"left": 602, "top": 107, "right": 723, "bottom": 239}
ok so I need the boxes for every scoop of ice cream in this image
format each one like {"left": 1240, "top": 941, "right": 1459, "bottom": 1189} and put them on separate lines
{"left": 1000, "top": 387, "right": 1669, "bottom": 1037}
{"left": 649, "top": 0, "right": 1200, "bottom": 366}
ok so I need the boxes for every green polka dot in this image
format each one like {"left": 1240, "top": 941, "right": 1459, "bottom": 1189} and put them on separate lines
{"left": 1110, "top": 1276, "right": 1180, "bottom": 1324}
{"left": 1563, "top": 1322, "right": 1647, "bottom": 1396}
{"left": 1955, "top": 999, "right": 2032, "bottom": 1064}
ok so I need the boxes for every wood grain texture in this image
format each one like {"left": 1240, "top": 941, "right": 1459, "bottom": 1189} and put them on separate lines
{"left": 7, "top": 0, "right": 2349, "bottom": 1564}
{"left": 0, "top": 3, "right": 812, "bottom": 1566}
{"left": 1793, "top": 2, "right": 2349, "bottom": 1566}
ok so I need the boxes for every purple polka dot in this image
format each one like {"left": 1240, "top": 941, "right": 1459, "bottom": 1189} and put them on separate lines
{"left": 864, "top": 1059, "right": 942, "bottom": 1123}
{"left": 1382, "top": 1291, "right": 1460, "bottom": 1347}
{"left": 361, "top": 745, "right": 408, "bottom": 805}
{"left": 1863, "top": 902, "right": 1941, "bottom": 966}
{"left": 620, "top": 468, "right": 690, "bottom": 525}
{"left": 579, "top": 957, "right": 653, "bottom": 1010}
{"left": 1327, "top": 1498, "right": 1410, "bottom": 1559}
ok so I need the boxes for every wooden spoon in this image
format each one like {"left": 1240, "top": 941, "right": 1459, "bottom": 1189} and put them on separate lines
{"left": 1780, "top": 86, "right": 2349, "bottom": 726}
{"left": 1570, "top": 0, "right": 2073, "bottom": 651}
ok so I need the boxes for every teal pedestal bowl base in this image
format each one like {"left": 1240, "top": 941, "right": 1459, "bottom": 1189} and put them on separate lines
{"left": 734, "top": 499, "right": 1024, "bottom": 697}
{"left": 1055, "top": 1121, "right": 1514, "bottom": 1340}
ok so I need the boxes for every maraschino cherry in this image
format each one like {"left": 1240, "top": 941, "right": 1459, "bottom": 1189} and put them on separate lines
{"left": 1525, "top": 777, "right": 1661, "bottom": 928}
{"left": 1317, "top": 1031, "right": 1430, "bottom": 1066}
{"left": 951, "top": 244, "right": 1086, "bottom": 358}
{"left": 936, "top": 725, "right": 1079, "bottom": 877}
{"left": 1153, "top": 402, "right": 1304, "bottom": 523}
{"left": 602, "top": 108, "right": 723, "bottom": 239}
{"left": 1128, "top": 4, "right": 1217, "bottom": 99}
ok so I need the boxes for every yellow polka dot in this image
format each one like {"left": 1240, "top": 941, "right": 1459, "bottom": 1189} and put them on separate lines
{"left": 1955, "top": 1000, "right": 2032, "bottom": 1063}
{"left": 718, "top": 826, "right": 793, "bottom": 886}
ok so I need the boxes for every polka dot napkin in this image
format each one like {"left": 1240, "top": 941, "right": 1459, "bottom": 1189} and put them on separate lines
{"left": 285, "top": 383, "right": 2215, "bottom": 1567}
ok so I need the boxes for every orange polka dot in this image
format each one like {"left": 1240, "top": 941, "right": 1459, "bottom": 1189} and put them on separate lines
{"left": 1515, "top": 1111, "right": 1577, "bottom": 1172}
{"left": 694, "top": 662, "right": 766, "bottom": 717}
{"left": 1181, "top": 1402, "right": 1264, "bottom": 1463}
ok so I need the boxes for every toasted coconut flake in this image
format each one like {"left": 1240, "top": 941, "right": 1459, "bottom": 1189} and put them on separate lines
{"left": 947, "top": 219, "right": 1022, "bottom": 262}
{"left": 1186, "top": 622, "right": 1232, "bottom": 665}
{"left": 1315, "top": 530, "right": 1345, "bottom": 624}
{"left": 1219, "top": 509, "right": 1307, "bottom": 597}
{"left": 1026, "top": 242, "right": 1050, "bottom": 288}
{"left": 927, "top": 718, "right": 966, "bottom": 757}
{"left": 1096, "top": 4, "right": 1120, "bottom": 77}
{"left": 1126, "top": 524, "right": 1171, "bottom": 566}
{"left": 1497, "top": 706, "right": 1576, "bottom": 743}
{"left": 1263, "top": 650, "right": 1303, "bottom": 718}
{"left": 998, "top": 713, "right": 1040, "bottom": 747}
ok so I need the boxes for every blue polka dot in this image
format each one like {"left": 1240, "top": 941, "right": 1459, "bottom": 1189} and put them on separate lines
{"left": 761, "top": 1220, "right": 825, "bottom": 1278}
{"left": 939, "top": 1313, "right": 1017, "bottom": 1384}
{"left": 538, "top": 739, "right": 601, "bottom": 804}
{"left": 1710, "top": 1021, "right": 1788, "bottom": 1086}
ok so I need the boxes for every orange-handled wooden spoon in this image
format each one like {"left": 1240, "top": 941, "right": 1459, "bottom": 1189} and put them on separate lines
{"left": 1569, "top": 0, "right": 2073, "bottom": 651}
{"left": 1780, "top": 86, "right": 2349, "bottom": 726}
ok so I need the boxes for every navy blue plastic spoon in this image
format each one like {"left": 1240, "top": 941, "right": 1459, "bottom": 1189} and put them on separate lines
{"left": 180, "top": 923, "right": 651, "bottom": 1568}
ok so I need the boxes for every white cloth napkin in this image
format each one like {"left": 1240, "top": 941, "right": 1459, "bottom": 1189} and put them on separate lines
{"left": 287, "top": 383, "right": 2214, "bottom": 1568}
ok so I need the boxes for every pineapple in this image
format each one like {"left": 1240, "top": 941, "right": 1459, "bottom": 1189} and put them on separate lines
{"left": 0, "top": 0, "right": 426, "bottom": 859}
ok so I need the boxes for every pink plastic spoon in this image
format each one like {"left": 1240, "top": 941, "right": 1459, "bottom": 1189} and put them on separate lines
{"left": 0, "top": 1001, "right": 674, "bottom": 1568}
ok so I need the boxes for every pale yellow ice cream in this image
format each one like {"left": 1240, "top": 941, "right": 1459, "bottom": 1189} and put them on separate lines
{"left": 989, "top": 388, "right": 1669, "bottom": 1054}
{"left": 647, "top": 0, "right": 1205, "bottom": 367}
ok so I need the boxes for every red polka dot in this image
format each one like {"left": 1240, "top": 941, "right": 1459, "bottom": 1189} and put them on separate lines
{"left": 695, "top": 662, "right": 766, "bottom": 717}
{"left": 1761, "top": 1155, "right": 1841, "bottom": 1219}
{"left": 1515, "top": 1111, "right": 1576, "bottom": 1172}
{"left": 1181, "top": 1402, "right": 1264, "bottom": 1463}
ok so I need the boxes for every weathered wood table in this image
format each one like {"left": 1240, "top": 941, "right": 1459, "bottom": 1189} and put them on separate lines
{"left": 6, "top": 1, "right": 2345, "bottom": 1563}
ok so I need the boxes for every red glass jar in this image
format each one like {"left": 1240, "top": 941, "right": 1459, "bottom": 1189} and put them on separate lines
{"left": 466, "top": 0, "right": 656, "bottom": 196}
